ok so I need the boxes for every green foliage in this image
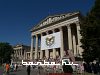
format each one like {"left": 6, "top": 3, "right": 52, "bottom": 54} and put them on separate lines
{"left": 80, "top": 0, "right": 100, "bottom": 62}
{"left": 0, "top": 42, "right": 14, "bottom": 64}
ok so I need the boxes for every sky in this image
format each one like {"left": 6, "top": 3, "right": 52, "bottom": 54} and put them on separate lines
{"left": 0, "top": 0, "right": 95, "bottom": 46}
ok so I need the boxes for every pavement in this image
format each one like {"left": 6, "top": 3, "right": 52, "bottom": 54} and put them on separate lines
{"left": 1, "top": 67, "right": 48, "bottom": 75}
{"left": 0, "top": 66, "right": 95, "bottom": 75}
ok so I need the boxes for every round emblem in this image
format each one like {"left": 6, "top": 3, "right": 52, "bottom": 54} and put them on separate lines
{"left": 45, "top": 35, "right": 55, "bottom": 46}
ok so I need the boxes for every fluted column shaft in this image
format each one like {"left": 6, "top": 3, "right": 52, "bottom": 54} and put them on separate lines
{"left": 67, "top": 24, "right": 73, "bottom": 50}
{"left": 35, "top": 35, "right": 38, "bottom": 59}
{"left": 60, "top": 27, "right": 64, "bottom": 58}
{"left": 73, "top": 35, "right": 77, "bottom": 56}
{"left": 30, "top": 36, "right": 34, "bottom": 60}
{"left": 45, "top": 32, "right": 49, "bottom": 59}
{"left": 21, "top": 49, "right": 23, "bottom": 59}
{"left": 24, "top": 50, "right": 26, "bottom": 60}
{"left": 40, "top": 34, "right": 43, "bottom": 59}
{"left": 52, "top": 30, "right": 56, "bottom": 59}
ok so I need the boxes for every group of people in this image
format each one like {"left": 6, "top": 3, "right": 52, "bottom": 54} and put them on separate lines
{"left": 2, "top": 57, "right": 100, "bottom": 75}
{"left": 10, "top": 63, "right": 18, "bottom": 72}
{"left": 83, "top": 60, "right": 100, "bottom": 74}
{"left": 25, "top": 56, "right": 74, "bottom": 75}
{"left": 26, "top": 56, "right": 100, "bottom": 75}
{"left": 2, "top": 63, "right": 18, "bottom": 75}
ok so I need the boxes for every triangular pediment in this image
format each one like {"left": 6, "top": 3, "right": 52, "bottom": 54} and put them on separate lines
{"left": 31, "top": 12, "right": 79, "bottom": 31}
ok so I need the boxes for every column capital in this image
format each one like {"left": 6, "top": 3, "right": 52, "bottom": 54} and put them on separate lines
{"left": 66, "top": 24, "right": 71, "bottom": 28}
{"left": 59, "top": 26, "right": 63, "bottom": 31}
{"left": 52, "top": 29, "right": 55, "bottom": 33}
{"left": 31, "top": 35, "right": 34, "bottom": 38}
{"left": 31, "top": 35, "right": 35, "bottom": 37}
{"left": 40, "top": 33, "right": 43, "bottom": 36}
{"left": 75, "top": 21, "right": 80, "bottom": 26}
{"left": 46, "top": 31, "right": 48, "bottom": 35}
{"left": 35, "top": 34, "right": 38, "bottom": 37}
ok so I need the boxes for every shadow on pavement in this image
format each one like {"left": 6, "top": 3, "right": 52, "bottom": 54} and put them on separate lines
{"left": 10, "top": 69, "right": 21, "bottom": 73}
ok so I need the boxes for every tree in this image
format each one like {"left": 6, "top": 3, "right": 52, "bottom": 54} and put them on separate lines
{"left": 80, "top": 0, "right": 100, "bottom": 62}
{"left": 0, "top": 42, "right": 14, "bottom": 64}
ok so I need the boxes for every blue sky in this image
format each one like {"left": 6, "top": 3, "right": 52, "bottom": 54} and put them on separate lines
{"left": 0, "top": 0, "right": 95, "bottom": 46}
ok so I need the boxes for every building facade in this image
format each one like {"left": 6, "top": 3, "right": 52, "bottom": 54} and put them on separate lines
{"left": 12, "top": 44, "right": 31, "bottom": 61}
{"left": 30, "top": 12, "right": 83, "bottom": 60}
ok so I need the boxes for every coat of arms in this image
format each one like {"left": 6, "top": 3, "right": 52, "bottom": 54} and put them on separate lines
{"left": 45, "top": 35, "right": 55, "bottom": 46}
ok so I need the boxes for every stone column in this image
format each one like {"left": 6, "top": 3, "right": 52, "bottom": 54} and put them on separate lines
{"left": 25, "top": 53, "right": 27, "bottom": 60}
{"left": 45, "top": 32, "right": 49, "bottom": 59}
{"left": 15, "top": 50, "right": 16, "bottom": 58}
{"left": 52, "top": 30, "right": 56, "bottom": 59}
{"left": 16, "top": 50, "right": 17, "bottom": 57}
{"left": 19, "top": 50, "right": 21, "bottom": 57}
{"left": 40, "top": 50, "right": 43, "bottom": 59}
{"left": 53, "top": 48, "right": 56, "bottom": 59}
{"left": 67, "top": 24, "right": 73, "bottom": 50}
{"left": 17, "top": 50, "right": 18, "bottom": 57}
{"left": 60, "top": 27, "right": 64, "bottom": 58}
{"left": 40, "top": 33, "right": 43, "bottom": 59}
{"left": 35, "top": 35, "right": 38, "bottom": 59}
{"left": 18, "top": 49, "right": 20, "bottom": 58}
{"left": 29, "top": 53, "right": 30, "bottom": 60}
{"left": 76, "top": 21, "right": 83, "bottom": 56}
{"left": 73, "top": 35, "right": 77, "bottom": 56}
{"left": 21, "top": 49, "right": 23, "bottom": 59}
{"left": 27, "top": 53, "right": 29, "bottom": 60}
{"left": 25, "top": 53, "right": 27, "bottom": 59}
{"left": 27, "top": 53, "right": 28, "bottom": 59}
{"left": 19, "top": 50, "right": 21, "bottom": 59}
{"left": 24, "top": 50, "right": 26, "bottom": 60}
{"left": 30, "top": 36, "right": 34, "bottom": 60}
{"left": 28, "top": 53, "right": 29, "bottom": 59}
{"left": 18, "top": 50, "right": 19, "bottom": 57}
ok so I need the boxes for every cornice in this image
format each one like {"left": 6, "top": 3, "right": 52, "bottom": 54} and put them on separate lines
{"left": 30, "top": 11, "right": 81, "bottom": 32}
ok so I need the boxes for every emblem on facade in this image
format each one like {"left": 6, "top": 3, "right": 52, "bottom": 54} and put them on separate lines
{"left": 45, "top": 35, "right": 55, "bottom": 46}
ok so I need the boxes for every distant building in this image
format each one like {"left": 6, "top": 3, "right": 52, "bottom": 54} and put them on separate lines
{"left": 12, "top": 44, "right": 31, "bottom": 62}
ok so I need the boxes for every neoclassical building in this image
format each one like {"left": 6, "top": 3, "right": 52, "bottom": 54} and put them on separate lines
{"left": 12, "top": 44, "right": 31, "bottom": 61}
{"left": 30, "top": 11, "right": 83, "bottom": 60}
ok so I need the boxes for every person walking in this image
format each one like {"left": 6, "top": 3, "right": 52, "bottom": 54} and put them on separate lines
{"left": 14, "top": 64, "right": 16, "bottom": 71}
{"left": 27, "top": 65, "right": 31, "bottom": 75}
{"left": 62, "top": 59, "right": 73, "bottom": 75}
{"left": 16, "top": 64, "right": 18, "bottom": 71}
{"left": 96, "top": 62, "right": 100, "bottom": 75}
{"left": 5, "top": 63, "right": 10, "bottom": 75}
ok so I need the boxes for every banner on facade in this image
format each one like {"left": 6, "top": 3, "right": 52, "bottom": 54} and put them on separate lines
{"left": 41, "top": 32, "right": 61, "bottom": 50}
